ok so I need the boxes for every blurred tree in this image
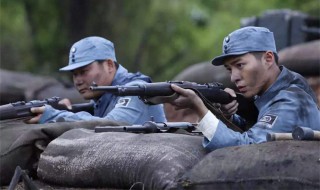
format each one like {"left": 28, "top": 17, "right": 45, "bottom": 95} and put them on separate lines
{"left": 0, "top": 0, "right": 33, "bottom": 71}
{"left": 0, "top": 0, "right": 319, "bottom": 82}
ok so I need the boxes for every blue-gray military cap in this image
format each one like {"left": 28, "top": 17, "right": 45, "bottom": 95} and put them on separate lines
{"left": 60, "top": 36, "right": 117, "bottom": 71}
{"left": 211, "top": 26, "right": 277, "bottom": 66}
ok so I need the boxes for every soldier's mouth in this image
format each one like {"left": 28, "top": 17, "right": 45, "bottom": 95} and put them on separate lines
{"left": 79, "top": 89, "right": 87, "bottom": 94}
{"left": 237, "top": 86, "right": 246, "bottom": 93}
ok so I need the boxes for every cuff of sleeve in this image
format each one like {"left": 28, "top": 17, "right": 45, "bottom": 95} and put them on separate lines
{"left": 39, "top": 105, "right": 54, "bottom": 124}
{"left": 197, "top": 111, "right": 219, "bottom": 141}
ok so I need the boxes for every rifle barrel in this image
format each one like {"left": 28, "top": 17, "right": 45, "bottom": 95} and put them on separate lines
{"left": 90, "top": 83, "right": 175, "bottom": 97}
{"left": 95, "top": 124, "right": 159, "bottom": 133}
{"left": 90, "top": 86, "right": 121, "bottom": 93}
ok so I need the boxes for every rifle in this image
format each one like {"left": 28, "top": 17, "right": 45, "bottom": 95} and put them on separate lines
{"left": 90, "top": 81, "right": 234, "bottom": 104}
{"left": 0, "top": 97, "right": 94, "bottom": 121}
{"left": 90, "top": 81, "right": 258, "bottom": 127}
{"left": 95, "top": 120, "right": 197, "bottom": 133}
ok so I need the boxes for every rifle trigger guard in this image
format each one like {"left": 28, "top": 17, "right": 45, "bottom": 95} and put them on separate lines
{"left": 139, "top": 96, "right": 156, "bottom": 105}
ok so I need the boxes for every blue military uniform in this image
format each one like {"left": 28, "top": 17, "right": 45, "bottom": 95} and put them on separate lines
{"left": 39, "top": 36, "right": 166, "bottom": 125}
{"left": 203, "top": 66, "right": 320, "bottom": 151}
{"left": 200, "top": 27, "right": 320, "bottom": 151}
{"left": 39, "top": 65, "right": 166, "bottom": 124}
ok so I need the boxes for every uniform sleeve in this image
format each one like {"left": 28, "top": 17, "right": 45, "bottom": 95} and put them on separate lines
{"left": 103, "top": 95, "right": 153, "bottom": 124}
{"left": 231, "top": 114, "right": 247, "bottom": 127}
{"left": 202, "top": 88, "right": 317, "bottom": 151}
{"left": 39, "top": 105, "right": 103, "bottom": 123}
{"left": 39, "top": 96, "right": 164, "bottom": 124}
{"left": 101, "top": 80, "right": 166, "bottom": 124}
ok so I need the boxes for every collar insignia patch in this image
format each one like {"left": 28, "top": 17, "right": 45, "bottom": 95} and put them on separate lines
{"left": 258, "top": 114, "right": 278, "bottom": 128}
{"left": 115, "top": 98, "right": 131, "bottom": 107}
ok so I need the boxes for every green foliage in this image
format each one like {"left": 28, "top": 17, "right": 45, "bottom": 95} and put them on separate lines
{"left": 0, "top": 0, "right": 33, "bottom": 71}
{"left": 1, "top": 0, "right": 319, "bottom": 82}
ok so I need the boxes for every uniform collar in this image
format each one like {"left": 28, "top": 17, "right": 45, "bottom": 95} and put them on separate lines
{"left": 255, "top": 66, "right": 292, "bottom": 109}
{"left": 111, "top": 64, "right": 151, "bottom": 86}
{"left": 93, "top": 64, "right": 151, "bottom": 106}
{"left": 112, "top": 65, "right": 130, "bottom": 85}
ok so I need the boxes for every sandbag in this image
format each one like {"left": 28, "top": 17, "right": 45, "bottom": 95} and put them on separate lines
{"left": 37, "top": 129, "right": 207, "bottom": 189}
{"left": 0, "top": 69, "right": 84, "bottom": 105}
{"left": 0, "top": 119, "right": 123, "bottom": 186}
{"left": 178, "top": 141, "right": 320, "bottom": 190}
{"left": 278, "top": 40, "right": 320, "bottom": 76}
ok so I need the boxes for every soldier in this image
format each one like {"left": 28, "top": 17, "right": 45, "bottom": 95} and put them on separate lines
{"left": 168, "top": 26, "right": 320, "bottom": 151}
{"left": 27, "top": 36, "right": 166, "bottom": 124}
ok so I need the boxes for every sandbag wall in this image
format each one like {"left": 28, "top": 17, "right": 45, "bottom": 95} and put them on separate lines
{"left": 0, "top": 119, "right": 123, "bottom": 186}
{"left": 37, "top": 129, "right": 207, "bottom": 189}
{"left": 178, "top": 141, "right": 320, "bottom": 190}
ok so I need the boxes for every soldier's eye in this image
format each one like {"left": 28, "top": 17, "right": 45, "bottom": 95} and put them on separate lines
{"left": 236, "top": 63, "right": 244, "bottom": 68}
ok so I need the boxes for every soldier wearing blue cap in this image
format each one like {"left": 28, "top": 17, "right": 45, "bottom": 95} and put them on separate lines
{"left": 168, "top": 26, "right": 319, "bottom": 151}
{"left": 27, "top": 36, "right": 166, "bottom": 124}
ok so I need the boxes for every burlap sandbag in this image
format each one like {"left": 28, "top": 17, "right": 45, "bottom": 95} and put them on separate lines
{"left": 0, "top": 119, "right": 123, "bottom": 186}
{"left": 178, "top": 141, "right": 320, "bottom": 190}
{"left": 37, "top": 128, "right": 207, "bottom": 189}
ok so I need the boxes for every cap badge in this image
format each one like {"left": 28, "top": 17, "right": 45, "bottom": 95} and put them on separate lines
{"left": 71, "top": 47, "right": 77, "bottom": 53}
{"left": 225, "top": 35, "right": 230, "bottom": 43}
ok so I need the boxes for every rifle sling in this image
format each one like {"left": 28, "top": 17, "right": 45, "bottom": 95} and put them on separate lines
{"left": 191, "top": 89, "right": 244, "bottom": 133}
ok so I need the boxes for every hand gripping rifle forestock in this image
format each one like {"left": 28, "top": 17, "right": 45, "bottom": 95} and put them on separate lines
{"left": 0, "top": 97, "right": 62, "bottom": 121}
{"left": 0, "top": 97, "right": 94, "bottom": 121}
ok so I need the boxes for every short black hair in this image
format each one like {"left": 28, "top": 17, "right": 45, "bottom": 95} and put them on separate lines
{"left": 96, "top": 59, "right": 119, "bottom": 69}
{"left": 252, "top": 51, "right": 279, "bottom": 64}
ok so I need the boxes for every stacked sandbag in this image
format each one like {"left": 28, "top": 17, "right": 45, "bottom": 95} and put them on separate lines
{"left": 278, "top": 40, "right": 320, "bottom": 76}
{"left": 0, "top": 69, "right": 84, "bottom": 105}
{"left": 37, "top": 129, "right": 207, "bottom": 189}
{"left": 0, "top": 119, "right": 122, "bottom": 186}
{"left": 178, "top": 141, "right": 320, "bottom": 190}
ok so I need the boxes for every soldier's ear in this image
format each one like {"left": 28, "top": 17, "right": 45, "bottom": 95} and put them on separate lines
{"left": 263, "top": 51, "right": 275, "bottom": 67}
{"left": 104, "top": 59, "right": 116, "bottom": 73}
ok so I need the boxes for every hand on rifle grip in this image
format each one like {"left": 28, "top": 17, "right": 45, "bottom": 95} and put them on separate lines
{"left": 24, "top": 106, "right": 45, "bottom": 124}
{"left": 58, "top": 98, "right": 72, "bottom": 110}
{"left": 220, "top": 88, "right": 238, "bottom": 118}
{"left": 170, "top": 84, "right": 208, "bottom": 119}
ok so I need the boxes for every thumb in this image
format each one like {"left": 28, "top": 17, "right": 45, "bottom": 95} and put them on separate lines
{"left": 59, "top": 98, "right": 72, "bottom": 110}
{"left": 224, "top": 88, "right": 237, "bottom": 98}
{"left": 171, "top": 84, "right": 188, "bottom": 96}
{"left": 30, "top": 106, "right": 46, "bottom": 114}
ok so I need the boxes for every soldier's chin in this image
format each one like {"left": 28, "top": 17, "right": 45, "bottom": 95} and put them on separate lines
{"left": 81, "top": 92, "right": 95, "bottom": 100}
{"left": 242, "top": 91, "right": 254, "bottom": 99}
